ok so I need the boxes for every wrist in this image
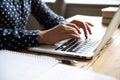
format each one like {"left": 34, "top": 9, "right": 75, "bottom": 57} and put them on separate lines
{"left": 37, "top": 30, "right": 48, "bottom": 44}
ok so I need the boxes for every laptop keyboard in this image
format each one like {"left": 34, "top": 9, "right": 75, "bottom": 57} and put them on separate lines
{"left": 55, "top": 38, "right": 99, "bottom": 54}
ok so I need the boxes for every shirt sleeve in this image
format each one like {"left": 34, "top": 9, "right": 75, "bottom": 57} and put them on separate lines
{"left": 0, "top": 1, "right": 40, "bottom": 50}
{"left": 0, "top": 28, "right": 40, "bottom": 50}
{"left": 31, "top": 0, "right": 67, "bottom": 29}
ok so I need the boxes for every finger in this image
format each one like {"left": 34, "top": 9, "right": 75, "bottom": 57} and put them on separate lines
{"left": 85, "top": 22, "right": 94, "bottom": 27}
{"left": 66, "top": 23, "right": 81, "bottom": 34}
{"left": 60, "top": 33, "right": 80, "bottom": 41}
{"left": 67, "top": 34, "right": 80, "bottom": 39}
{"left": 63, "top": 26, "right": 81, "bottom": 35}
{"left": 82, "top": 23, "right": 88, "bottom": 39}
{"left": 70, "top": 20, "right": 84, "bottom": 28}
{"left": 86, "top": 23, "right": 92, "bottom": 35}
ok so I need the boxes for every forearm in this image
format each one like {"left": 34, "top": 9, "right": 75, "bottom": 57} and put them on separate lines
{"left": 0, "top": 28, "right": 40, "bottom": 50}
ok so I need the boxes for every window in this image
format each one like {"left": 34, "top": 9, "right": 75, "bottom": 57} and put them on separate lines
{"left": 43, "top": 0, "right": 56, "bottom": 3}
{"left": 65, "top": 0, "right": 120, "bottom": 5}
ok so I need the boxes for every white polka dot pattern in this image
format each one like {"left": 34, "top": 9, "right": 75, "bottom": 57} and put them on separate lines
{"left": 0, "top": 0, "right": 66, "bottom": 50}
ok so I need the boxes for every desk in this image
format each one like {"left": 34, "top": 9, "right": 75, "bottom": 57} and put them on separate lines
{"left": 20, "top": 15, "right": 120, "bottom": 79}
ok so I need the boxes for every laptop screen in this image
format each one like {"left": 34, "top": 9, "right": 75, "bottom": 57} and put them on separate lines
{"left": 95, "top": 6, "right": 120, "bottom": 55}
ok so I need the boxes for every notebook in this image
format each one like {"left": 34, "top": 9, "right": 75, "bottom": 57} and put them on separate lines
{"left": 0, "top": 50, "right": 58, "bottom": 80}
{"left": 28, "top": 6, "right": 120, "bottom": 59}
{"left": 0, "top": 50, "right": 118, "bottom": 80}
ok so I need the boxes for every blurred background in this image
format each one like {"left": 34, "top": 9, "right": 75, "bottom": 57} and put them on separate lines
{"left": 27, "top": 0, "right": 120, "bottom": 29}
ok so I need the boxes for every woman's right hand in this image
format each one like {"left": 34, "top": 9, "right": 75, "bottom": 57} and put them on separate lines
{"left": 38, "top": 20, "right": 93, "bottom": 45}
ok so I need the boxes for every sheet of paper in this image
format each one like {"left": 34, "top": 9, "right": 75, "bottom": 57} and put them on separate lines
{"left": 0, "top": 50, "right": 58, "bottom": 80}
{"left": 35, "top": 64, "right": 118, "bottom": 80}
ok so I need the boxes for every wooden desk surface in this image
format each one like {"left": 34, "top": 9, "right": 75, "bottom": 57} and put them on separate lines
{"left": 20, "top": 15, "right": 120, "bottom": 79}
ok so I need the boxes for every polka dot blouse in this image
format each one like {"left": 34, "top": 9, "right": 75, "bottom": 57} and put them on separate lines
{"left": 0, "top": 0, "right": 66, "bottom": 50}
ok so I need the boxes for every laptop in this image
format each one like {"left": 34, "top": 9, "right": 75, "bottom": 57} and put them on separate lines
{"left": 28, "top": 6, "right": 120, "bottom": 59}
